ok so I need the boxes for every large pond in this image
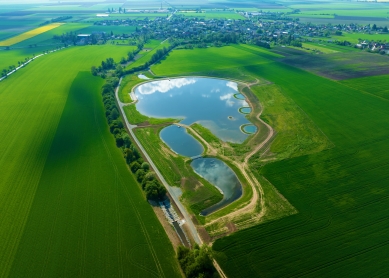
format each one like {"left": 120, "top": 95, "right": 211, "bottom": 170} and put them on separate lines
{"left": 191, "top": 158, "right": 242, "bottom": 216}
{"left": 134, "top": 77, "right": 252, "bottom": 143}
{"left": 134, "top": 77, "right": 252, "bottom": 215}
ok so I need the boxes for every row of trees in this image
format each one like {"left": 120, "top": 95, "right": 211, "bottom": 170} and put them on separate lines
{"left": 100, "top": 77, "right": 167, "bottom": 200}
{"left": 39, "top": 16, "right": 72, "bottom": 26}
{"left": 124, "top": 43, "right": 176, "bottom": 75}
{"left": 177, "top": 245, "right": 218, "bottom": 278}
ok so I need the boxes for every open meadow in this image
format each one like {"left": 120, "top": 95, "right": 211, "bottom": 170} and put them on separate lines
{"left": 151, "top": 45, "right": 277, "bottom": 76}
{"left": 0, "top": 45, "right": 180, "bottom": 277}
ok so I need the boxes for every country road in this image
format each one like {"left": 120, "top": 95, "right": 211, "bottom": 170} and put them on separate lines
{"left": 115, "top": 77, "right": 202, "bottom": 245}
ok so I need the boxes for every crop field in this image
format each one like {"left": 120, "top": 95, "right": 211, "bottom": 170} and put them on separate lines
{"left": 340, "top": 74, "right": 389, "bottom": 100}
{"left": 151, "top": 45, "right": 275, "bottom": 76}
{"left": 279, "top": 51, "right": 389, "bottom": 80}
{"left": 0, "top": 45, "right": 180, "bottom": 277}
{"left": 210, "top": 60, "right": 389, "bottom": 277}
{"left": 0, "top": 45, "right": 51, "bottom": 70}
{"left": 12, "top": 23, "right": 90, "bottom": 47}
{"left": 0, "top": 23, "right": 63, "bottom": 46}
{"left": 332, "top": 32, "right": 389, "bottom": 44}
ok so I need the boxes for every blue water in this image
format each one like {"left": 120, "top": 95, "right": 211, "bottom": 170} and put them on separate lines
{"left": 242, "top": 124, "right": 257, "bottom": 134}
{"left": 240, "top": 107, "right": 251, "bottom": 114}
{"left": 234, "top": 93, "right": 246, "bottom": 100}
{"left": 160, "top": 125, "right": 203, "bottom": 157}
{"left": 191, "top": 158, "right": 243, "bottom": 216}
{"left": 134, "top": 77, "right": 252, "bottom": 143}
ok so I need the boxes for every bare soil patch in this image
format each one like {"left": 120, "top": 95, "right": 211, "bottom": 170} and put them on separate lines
{"left": 280, "top": 52, "right": 389, "bottom": 80}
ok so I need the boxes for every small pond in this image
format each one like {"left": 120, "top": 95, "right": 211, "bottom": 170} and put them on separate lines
{"left": 159, "top": 125, "right": 203, "bottom": 157}
{"left": 242, "top": 124, "right": 258, "bottom": 134}
{"left": 191, "top": 158, "right": 243, "bottom": 216}
{"left": 239, "top": 107, "right": 251, "bottom": 114}
{"left": 138, "top": 74, "right": 150, "bottom": 80}
{"left": 234, "top": 93, "right": 246, "bottom": 100}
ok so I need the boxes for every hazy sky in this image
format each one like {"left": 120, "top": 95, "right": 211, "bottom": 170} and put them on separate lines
{"left": 0, "top": 0, "right": 108, "bottom": 4}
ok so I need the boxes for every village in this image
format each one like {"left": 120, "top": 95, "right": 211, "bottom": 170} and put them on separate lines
{"left": 72, "top": 9, "right": 389, "bottom": 54}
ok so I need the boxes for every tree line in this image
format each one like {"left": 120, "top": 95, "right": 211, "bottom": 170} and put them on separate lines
{"left": 100, "top": 77, "right": 166, "bottom": 200}
{"left": 177, "top": 245, "right": 218, "bottom": 278}
{"left": 39, "top": 16, "right": 72, "bottom": 26}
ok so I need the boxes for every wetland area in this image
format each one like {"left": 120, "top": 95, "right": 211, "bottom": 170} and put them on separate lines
{"left": 134, "top": 77, "right": 257, "bottom": 214}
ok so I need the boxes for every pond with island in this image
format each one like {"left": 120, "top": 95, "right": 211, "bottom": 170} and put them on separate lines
{"left": 134, "top": 77, "right": 257, "bottom": 215}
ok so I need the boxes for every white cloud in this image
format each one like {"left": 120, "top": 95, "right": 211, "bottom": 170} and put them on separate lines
{"left": 137, "top": 78, "right": 196, "bottom": 95}
{"left": 219, "top": 93, "right": 234, "bottom": 107}
{"left": 226, "top": 81, "right": 238, "bottom": 91}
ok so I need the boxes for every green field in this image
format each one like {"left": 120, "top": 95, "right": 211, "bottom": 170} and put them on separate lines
{"left": 211, "top": 61, "right": 389, "bottom": 276}
{"left": 340, "top": 74, "right": 389, "bottom": 100}
{"left": 0, "top": 46, "right": 180, "bottom": 277}
{"left": 151, "top": 45, "right": 276, "bottom": 75}
{"left": 0, "top": 45, "right": 51, "bottom": 70}
{"left": 12, "top": 23, "right": 90, "bottom": 47}
{"left": 332, "top": 32, "right": 389, "bottom": 44}
{"left": 0, "top": 23, "right": 63, "bottom": 46}
{"left": 146, "top": 43, "right": 389, "bottom": 275}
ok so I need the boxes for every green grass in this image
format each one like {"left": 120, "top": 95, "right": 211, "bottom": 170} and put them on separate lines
{"left": 212, "top": 60, "right": 389, "bottom": 276}
{"left": 303, "top": 42, "right": 359, "bottom": 53}
{"left": 340, "top": 74, "right": 389, "bottom": 100}
{"left": 332, "top": 32, "right": 389, "bottom": 44}
{"left": 251, "top": 84, "right": 333, "bottom": 162}
{"left": 123, "top": 104, "right": 178, "bottom": 125}
{"left": 118, "top": 74, "right": 145, "bottom": 103}
{"left": 0, "top": 45, "right": 180, "bottom": 277}
{"left": 191, "top": 123, "right": 221, "bottom": 146}
{"left": 303, "top": 42, "right": 339, "bottom": 54}
{"left": 151, "top": 46, "right": 273, "bottom": 76}
{"left": 0, "top": 45, "right": 53, "bottom": 70}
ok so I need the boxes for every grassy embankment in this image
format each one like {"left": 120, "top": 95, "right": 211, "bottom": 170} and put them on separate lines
{"left": 0, "top": 45, "right": 180, "bottom": 277}
{"left": 213, "top": 60, "right": 389, "bottom": 277}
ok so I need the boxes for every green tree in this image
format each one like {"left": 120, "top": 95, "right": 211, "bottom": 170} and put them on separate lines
{"left": 130, "top": 161, "right": 141, "bottom": 173}
{"left": 141, "top": 162, "right": 150, "bottom": 171}
{"left": 123, "top": 134, "right": 131, "bottom": 148}
{"left": 135, "top": 169, "right": 146, "bottom": 182}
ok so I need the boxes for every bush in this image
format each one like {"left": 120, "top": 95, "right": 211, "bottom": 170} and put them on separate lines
{"left": 177, "top": 245, "right": 217, "bottom": 278}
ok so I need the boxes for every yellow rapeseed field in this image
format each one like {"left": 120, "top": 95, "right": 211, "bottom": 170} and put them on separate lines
{"left": 0, "top": 23, "right": 63, "bottom": 46}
